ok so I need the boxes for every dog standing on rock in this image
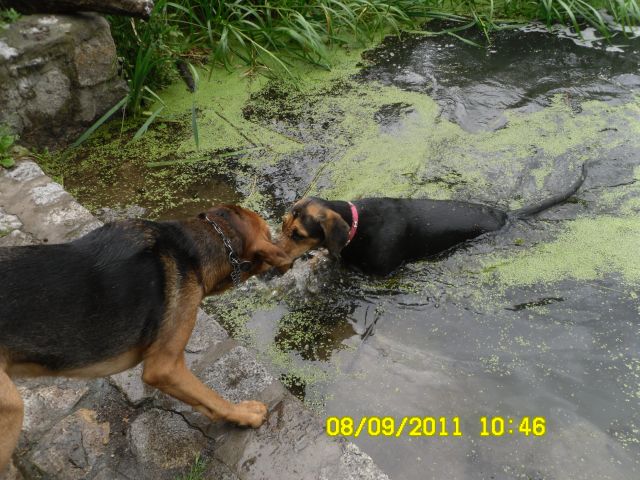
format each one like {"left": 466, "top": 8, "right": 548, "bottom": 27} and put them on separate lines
{"left": 0, "top": 205, "right": 292, "bottom": 472}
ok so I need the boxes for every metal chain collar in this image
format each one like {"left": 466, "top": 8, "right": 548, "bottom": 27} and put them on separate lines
{"left": 203, "top": 215, "right": 252, "bottom": 287}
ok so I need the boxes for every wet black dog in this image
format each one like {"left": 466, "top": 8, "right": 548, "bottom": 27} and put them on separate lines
{"left": 280, "top": 165, "right": 586, "bottom": 275}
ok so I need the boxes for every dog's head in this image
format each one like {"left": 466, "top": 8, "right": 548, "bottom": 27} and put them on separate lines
{"left": 202, "top": 205, "right": 292, "bottom": 274}
{"left": 278, "top": 197, "right": 350, "bottom": 264}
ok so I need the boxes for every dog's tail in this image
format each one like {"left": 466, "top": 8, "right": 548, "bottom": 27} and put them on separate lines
{"left": 511, "top": 162, "right": 587, "bottom": 219}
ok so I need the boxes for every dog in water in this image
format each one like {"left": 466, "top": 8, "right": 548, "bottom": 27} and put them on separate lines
{"left": 280, "top": 165, "right": 586, "bottom": 275}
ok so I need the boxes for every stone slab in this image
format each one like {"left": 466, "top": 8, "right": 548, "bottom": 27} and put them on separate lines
{"left": 0, "top": 13, "right": 128, "bottom": 149}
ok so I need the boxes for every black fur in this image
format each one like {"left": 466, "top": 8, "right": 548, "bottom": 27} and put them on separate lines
{"left": 0, "top": 219, "right": 203, "bottom": 371}
{"left": 297, "top": 164, "right": 587, "bottom": 275}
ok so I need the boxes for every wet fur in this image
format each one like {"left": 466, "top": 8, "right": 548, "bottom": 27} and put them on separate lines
{"left": 280, "top": 164, "right": 587, "bottom": 275}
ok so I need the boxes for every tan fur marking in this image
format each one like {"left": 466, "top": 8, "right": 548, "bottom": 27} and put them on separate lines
{"left": 7, "top": 348, "right": 143, "bottom": 379}
{"left": 142, "top": 276, "right": 267, "bottom": 427}
{"left": 278, "top": 198, "right": 340, "bottom": 260}
{"left": 0, "top": 369, "right": 23, "bottom": 473}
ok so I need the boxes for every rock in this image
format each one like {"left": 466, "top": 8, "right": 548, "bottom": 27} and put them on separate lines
{"left": 3, "top": 161, "right": 44, "bottom": 183}
{"left": 94, "top": 205, "right": 147, "bottom": 223}
{"left": 186, "top": 310, "right": 229, "bottom": 356}
{"left": 29, "top": 182, "right": 68, "bottom": 206}
{"left": 91, "top": 467, "right": 129, "bottom": 480}
{"left": 3, "top": 0, "right": 155, "bottom": 20}
{"left": 28, "top": 408, "right": 110, "bottom": 480}
{"left": 0, "top": 159, "right": 101, "bottom": 243}
{"left": 197, "top": 346, "right": 274, "bottom": 404}
{"left": 0, "top": 208, "right": 22, "bottom": 233}
{"left": 0, "top": 460, "right": 24, "bottom": 480}
{"left": 109, "top": 364, "right": 153, "bottom": 406}
{"left": 128, "top": 409, "right": 208, "bottom": 473}
{"left": 0, "top": 14, "right": 128, "bottom": 149}
{"left": 319, "top": 441, "right": 390, "bottom": 480}
{"left": 214, "top": 395, "right": 344, "bottom": 480}
{"left": 15, "top": 377, "right": 90, "bottom": 442}
{"left": 0, "top": 229, "right": 35, "bottom": 246}
{"left": 203, "top": 458, "right": 240, "bottom": 480}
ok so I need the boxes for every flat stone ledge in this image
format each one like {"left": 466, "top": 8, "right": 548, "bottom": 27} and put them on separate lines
{"left": 198, "top": 346, "right": 275, "bottom": 404}
{"left": 1, "top": 159, "right": 102, "bottom": 243}
{"left": 214, "top": 395, "right": 390, "bottom": 480}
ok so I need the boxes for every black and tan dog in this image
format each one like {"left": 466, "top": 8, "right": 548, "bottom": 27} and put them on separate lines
{"left": 280, "top": 165, "right": 586, "bottom": 275}
{"left": 0, "top": 205, "right": 292, "bottom": 472}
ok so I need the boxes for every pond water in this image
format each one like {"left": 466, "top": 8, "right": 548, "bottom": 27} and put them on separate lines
{"left": 60, "top": 23, "right": 640, "bottom": 479}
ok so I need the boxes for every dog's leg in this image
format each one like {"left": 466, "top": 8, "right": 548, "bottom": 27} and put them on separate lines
{"left": 0, "top": 370, "right": 23, "bottom": 473}
{"left": 141, "top": 285, "right": 267, "bottom": 428}
{"left": 144, "top": 354, "right": 267, "bottom": 427}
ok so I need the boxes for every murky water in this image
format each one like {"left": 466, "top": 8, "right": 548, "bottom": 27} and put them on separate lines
{"left": 359, "top": 24, "right": 640, "bottom": 132}
{"left": 62, "top": 23, "right": 640, "bottom": 480}
{"left": 212, "top": 27, "right": 640, "bottom": 480}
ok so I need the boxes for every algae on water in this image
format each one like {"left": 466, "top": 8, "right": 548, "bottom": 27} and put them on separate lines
{"left": 481, "top": 216, "right": 640, "bottom": 288}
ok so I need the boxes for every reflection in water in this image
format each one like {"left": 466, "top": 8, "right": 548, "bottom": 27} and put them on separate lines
{"left": 359, "top": 24, "right": 640, "bottom": 132}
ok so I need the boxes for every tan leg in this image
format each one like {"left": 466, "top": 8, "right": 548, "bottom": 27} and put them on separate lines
{"left": 0, "top": 370, "right": 23, "bottom": 473}
{"left": 142, "top": 282, "right": 267, "bottom": 428}
{"left": 143, "top": 354, "right": 266, "bottom": 427}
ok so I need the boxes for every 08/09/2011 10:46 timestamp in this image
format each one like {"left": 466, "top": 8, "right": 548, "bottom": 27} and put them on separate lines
{"left": 325, "top": 416, "right": 546, "bottom": 438}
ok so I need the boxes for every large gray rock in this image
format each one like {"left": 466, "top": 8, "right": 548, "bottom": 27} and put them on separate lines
{"left": 128, "top": 409, "right": 209, "bottom": 476}
{"left": 0, "top": 159, "right": 101, "bottom": 243}
{"left": 28, "top": 408, "right": 110, "bottom": 480}
{"left": 15, "top": 377, "right": 90, "bottom": 443}
{"left": 0, "top": 13, "right": 128, "bottom": 149}
{"left": 215, "top": 395, "right": 390, "bottom": 480}
{"left": 197, "top": 346, "right": 275, "bottom": 404}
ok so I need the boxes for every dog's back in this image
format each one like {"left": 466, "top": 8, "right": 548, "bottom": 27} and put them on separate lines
{"left": 0, "top": 220, "right": 170, "bottom": 373}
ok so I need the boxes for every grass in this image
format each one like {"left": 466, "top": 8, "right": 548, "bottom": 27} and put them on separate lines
{"left": 175, "top": 454, "right": 207, "bottom": 480}
{"left": 0, "top": 125, "right": 17, "bottom": 168}
{"left": 75, "top": 0, "right": 638, "bottom": 145}
{"left": 0, "top": 7, "right": 19, "bottom": 28}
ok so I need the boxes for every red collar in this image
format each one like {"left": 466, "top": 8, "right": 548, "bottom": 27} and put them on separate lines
{"left": 345, "top": 202, "right": 359, "bottom": 245}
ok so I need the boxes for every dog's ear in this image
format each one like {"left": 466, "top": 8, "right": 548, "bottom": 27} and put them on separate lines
{"left": 254, "top": 240, "right": 293, "bottom": 273}
{"left": 319, "top": 210, "right": 350, "bottom": 257}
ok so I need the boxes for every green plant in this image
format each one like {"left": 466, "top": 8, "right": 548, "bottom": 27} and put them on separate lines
{"left": 84, "top": 0, "right": 639, "bottom": 146}
{"left": 0, "top": 7, "right": 20, "bottom": 28}
{"left": 175, "top": 454, "right": 207, "bottom": 480}
{"left": 0, "top": 126, "right": 17, "bottom": 168}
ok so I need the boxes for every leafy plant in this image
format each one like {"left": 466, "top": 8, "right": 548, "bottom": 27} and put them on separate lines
{"left": 175, "top": 454, "right": 207, "bottom": 480}
{"left": 0, "top": 8, "right": 20, "bottom": 28}
{"left": 0, "top": 126, "right": 17, "bottom": 169}
{"left": 85, "top": 0, "right": 639, "bottom": 145}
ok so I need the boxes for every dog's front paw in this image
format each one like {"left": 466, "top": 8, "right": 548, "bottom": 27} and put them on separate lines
{"left": 230, "top": 400, "right": 268, "bottom": 428}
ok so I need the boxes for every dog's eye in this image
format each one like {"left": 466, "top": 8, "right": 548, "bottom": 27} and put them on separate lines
{"left": 292, "top": 210, "right": 299, "bottom": 219}
{"left": 291, "top": 229, "right": 305, "bottom": 241}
